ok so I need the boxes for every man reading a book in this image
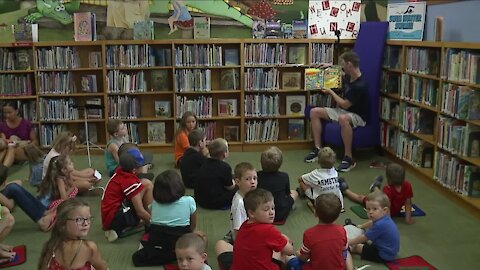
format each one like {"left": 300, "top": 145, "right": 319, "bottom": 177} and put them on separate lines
{"left": 304, "top": 51, "right": 369, "bottom": 172}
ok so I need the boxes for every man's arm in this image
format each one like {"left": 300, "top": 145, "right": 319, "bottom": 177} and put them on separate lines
{"left": 322, "top": 88, "right": 352, "bottom": 109}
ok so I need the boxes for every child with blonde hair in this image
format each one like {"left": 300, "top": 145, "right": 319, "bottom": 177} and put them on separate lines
{"left": 105, "top": 119, "right": 128, "bottom": 176}
{"left": 298, "top": 147, "right": 344, "bottom": 210}
{"left": 38, "top": 198, "right": 108, "bottom": 269}
{"left": 43, "top": 132, "right": 98, "bottom": 193}
{"left": 258, "top": 146, "right": 298, "bottom": 222}
{"left": 176, "top": 233, "right": 212, "bottom": 270}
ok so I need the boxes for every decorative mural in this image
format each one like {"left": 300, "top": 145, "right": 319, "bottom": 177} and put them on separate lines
{"left": 0, "top": 0, "right": 387, "bottom": 41}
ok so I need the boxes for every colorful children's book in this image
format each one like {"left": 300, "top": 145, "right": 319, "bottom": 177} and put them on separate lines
{"left": 133, "top": 20, "right": 154, "bottom": 40}
{"left": 292, "top": 20, "right": 307, "bottom": 39}
{"left": 288, "top": 119, "right": 305, "bottom": 140}
{"left": 323, "top": 66, "right": 342, "bottom": 89}
{"left": 193, "top": 17, "right": 210, "bottom": 39}
{"left": 305, "top": 68, "right": 323, "bottom": 90}
{"left": 147, "top": 122, "right": 166, "bottom": 143}
{"left": 73, "top": 12, "right": 96, "bottom": 41}
{"left": 252, "top": 20, "right": 266, "bottom": 39}
{"left": 154, "top": 101, "right": 171, "bottom": 117}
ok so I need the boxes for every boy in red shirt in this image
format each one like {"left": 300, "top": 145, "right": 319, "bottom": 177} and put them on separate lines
{"left": 218, "top": 188, "right": 294, "bottom": 270}
{"left": 340, "top": 162, "right": 414, "bottom": 224}
{"left": 101, "top": 147, "right": 154, "bottom": 242}
{"left": 292, "top": 193, "right": 353, "bottom": 270}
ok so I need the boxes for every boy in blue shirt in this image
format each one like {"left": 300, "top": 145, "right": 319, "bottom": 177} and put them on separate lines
{"left": 348, "top": 191, "right": 400, "bottom": 262}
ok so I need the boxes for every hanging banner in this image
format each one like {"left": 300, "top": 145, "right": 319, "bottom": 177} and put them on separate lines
{"left": 308, "top": 0, "right": 361, "bottom": 39}
{"left": 387, "top": 2, "right": 426, "bottom": 40}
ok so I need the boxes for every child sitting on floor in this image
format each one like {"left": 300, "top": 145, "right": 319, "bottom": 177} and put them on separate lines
{"left": 175, "top": 111, "right": 199, "bottom": 167}
{"left": 101, "top": 147, "right": 153, "bottom": 242}
{"left": 194, "top": 138, "right": 236, "bottom": 209}
{"left": 38, "top": 198, "right": 108, "bottom": 269}
{"left": 298, "top": 147, "right": 344, "bottom": 210}
{"left": 257, "top": 146, "right": 297, "bottom": 222}
{"left": 132, "top": 169, "right": 200, "bottom": 267}
{"left": 176, "top": 233, "right": 212, "bottom": 270}
{"left": 348, "top": 191, "right": 400, "bottom": 263}
{"left": 340, "top": 162, "right": 415, "bottom": 224}
{"left": 180, "top": 129, "right": 208, "bottom": 188}
{"left": 105, "top": 119, "right": 128, "bottom": 177}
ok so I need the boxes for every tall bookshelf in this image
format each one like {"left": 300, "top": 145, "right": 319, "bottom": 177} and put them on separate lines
{"left": 0, "top": 39, "right": 354, "bottom": 152}
{"left": 381, "top": 41, "right": 480, "bottom": 211}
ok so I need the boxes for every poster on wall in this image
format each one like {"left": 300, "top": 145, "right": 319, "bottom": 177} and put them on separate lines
{"left": 387, "top": 2, "right": 426, "bottom": 40}
{"left": 308, "top": 0, "right": 361, "bottom": 39}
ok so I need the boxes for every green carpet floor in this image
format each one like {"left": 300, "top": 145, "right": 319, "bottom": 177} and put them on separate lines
{"left": 4, "top": 149, "right": 480, "bottom": 269}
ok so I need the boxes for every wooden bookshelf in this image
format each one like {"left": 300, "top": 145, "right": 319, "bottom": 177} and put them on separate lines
{"left": 382, "top": 40, "right": 480, "bottom": 211}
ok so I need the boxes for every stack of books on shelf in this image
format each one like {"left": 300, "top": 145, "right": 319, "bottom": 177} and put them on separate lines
{"left": 434, "top": 152, "right": 480, "bottom": 197}
{"left": 400, "top": 107, "right": 435, "bottom": 134}
{"left": 108, "top": 96, "right": 140, "bottom": 119}
{"left": 106, "top": 45, "right": 154, "bottom": 68}
{"left": 441, "top": 84, "right": 480, "bottom": 120}
{"left": 245, "top": 94, "right": 279, "bottom": 117}
{"left": 126, "top": 123, "right": 140, "bottom": 144}
{"left": 39, "top": 98, "right": 79, "bottom": 121}
{"left": 175, "top": 96, "right": 212, "bottom": 118}
{"left": 175, "top": 69, "right": 211, "bottom": 92}
{"left": 401, "top": 75, "right": 438, "bottom": 106}
{"left": 309, "top": 93, "right": 335, "bottom": 108}
{"left": 406, "top": 47, "right": 440, "bottom": 75}
{"left": 245, "top": 119, "right": 279, "bottom": 143}
{"left": 383, "top": 46, "right": 401, "bottom": 69}
{"left": 175, "top": 44, "right": 223, "bottom": 66}
{"left": 0, "top": 74, "right": 33, "bottom": 96}
{"left": 245, "top": 68, "right": 280, "bottom": 91}
{"left": 41, "top": 124, "right": 66, "bottom": 147}
{"left": 224, "top": 48, "right": 240, "bottom": 66}
{"left": 199, "top": 122, "right": 216, "bottom": 141}
{"left": 438, "top": 118, "right": 480, "bottom": 157}
{"left": 38, "top": 72, "right": 76, "bottom": 94}
{"left": 107, "top": 70, "right": 147, "bottom": 93}
{"left": 244, "top": 43, "right": 286, "bottom": 65}
{"left": 396, "top": 133, "right": 433, "bottom": 168}
{"left": 380, "top": 98, "right": 400, "bottom": 121}
{"left": 380, "top": 122, "right": 399, "bottom": 150}
{"left": 36, "top": 47, "right": 80, "bottom": 69}
{"left": 443, "top": 49, "right": 480, "bottom": 84}
{"left": 311, "top": 43, "right": 334, "bottom": 65}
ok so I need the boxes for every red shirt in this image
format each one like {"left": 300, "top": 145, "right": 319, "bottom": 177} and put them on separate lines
{"left": 101, "top": 168, "right": 144, "bottom": 230}
{"left": 300, "top": 224, "right": 347, "bottom": 270}
{"left": 232, "top": 222, "right": 287, "bottom": 270}
{"left": 383, "top": 180, "right": 413, "bottom": 216}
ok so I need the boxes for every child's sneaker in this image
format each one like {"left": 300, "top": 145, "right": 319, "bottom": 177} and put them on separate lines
{"left": 296, "top": 187, "right": 306, "bottom": 198}
{"left": 304, "top": 147, "right": 320, "bottom": 163}
{"left": 344, "top": 218, "right": 357, "bottom": 227}
{"left": 369, "top": 175, "right": 384, "bottom": 192}
{"left": 338, "top": 177, "right": 349, "bottom": 194}
{"left": 105, "top": 230, "right": 118, "bottom": 242}
{"left": 338, "top": 156, "right": 356, "bottom": 172}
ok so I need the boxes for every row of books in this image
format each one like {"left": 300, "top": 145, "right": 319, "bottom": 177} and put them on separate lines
{"left": 245, "top": 68, "right": 280, "bottom": 91}
{"left": 245, "top": 119, "right": 279, "bottom": 143}
{"left": 401, "top": 75, "right": 438, "bottom": 107}
{"left": 395, "top": 132, "right": 434, "bottom": 168}
{"left": 0, "top": 100, "right": 36, "bottom": 121}
{"left": 252, "top": 20, "right": 307, "bottom": 39}
{"left": 106, "top": 70, "right": 147, "bottom": 93}
{"left": 106, "top": 45, "right": 172, "bottom": 68}
{"left": 438, "top": 118, "right": 480, "bottom": 158}
{"left": 108, "top": 96, "right": 140, "bottom": 119}
{"left": 380, "top": 98, "right": 400, "bottom": 121}
{"left": 40, "top": 124, "right": 66, "bottom": 147}
{"left": 443, "top": 49, "right": 480, "bottom": 84}
{"left": 125, "top": 122, "right": 140, "bottom": 144}
{"left": 383, "top": 46, "right": 402, "bottom": 69}
{"left": 381, "top": 72, "right": 400, "bottom": 94}
{"left": 0, "top": 74, "right": 33, "bottom": 96}
{"left": 380, "top": 122, "right": 399, "bottom": 150}
{"left": 441, "top": 84, "right": 480, "bottom": 120}
{"left": 174, "top": 69, "right": 211, "bottom": 92}
{"left": 198, "top": 122, "right": 216, "bottom": 141}
{"left": 39, "top": 98, "right": 80, "bottom": 121}
{"left": 245, "top": 94, "right": 280, "bottom": 117}
{"left": 174, "top": 44, "right": 228, "bottom": 66}
{"left": 244, "top": 43, "right": 287, "bottom": 65}
{"left": 434, "top": 152, "right": 480, "bottom": 197}
{"left": 37, "top": 72, "right": 76, "bottom": 94}
{"left": 311, "top": 43, "right": 334, "bottom": 65}
{"left": 0, "top": 48, "right": 33, "bottom": 71}
{"left": 405, "top": 47, "right": 440, "bottom": 76}
{"left": 400, "top": 106, "right": 435, "bottom": 134}
{"left": 310, "top": 93, "right": 336, "bottom": 108}
{"left": 36, "top": 47, "right": 81, "bottom": 69}
{"left": 175, "top": 96, "right": 212, "bottom": 118}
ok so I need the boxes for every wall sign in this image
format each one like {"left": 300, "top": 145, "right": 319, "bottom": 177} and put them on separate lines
{"left": 308, "top": 0, "right": 361, "bottom": 39}
{"left": 387, "top": 2, "right": 427, "bottom": 40}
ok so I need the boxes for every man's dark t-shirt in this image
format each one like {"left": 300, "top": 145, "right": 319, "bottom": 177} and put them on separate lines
{"left": 344, "top": 74, "right": 369, "bottom": 122}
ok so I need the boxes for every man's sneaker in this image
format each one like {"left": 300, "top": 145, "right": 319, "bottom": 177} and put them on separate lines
{"left": 338, "top": 177, "right": 349, "bottom": 194}
{"left": 338, "top": 156, "right": 356, "bottom": 172}
{"left": 369, "top": 175, "right": 384, "bottom": 192}
{"left": 105, "top": 230, "right": 118, "bottom": 242}
{"left": 304, "top": 148, "right": 320, "bottom": 163}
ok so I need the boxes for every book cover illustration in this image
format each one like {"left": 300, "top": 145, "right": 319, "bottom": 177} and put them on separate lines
{"left": 252, "top": 20, "right": 266, "bottom": 39}
{"left": 151, "top": 70, "right": 169, "bottom": 91}
{"left": 218, "top": 99, "right": 237, "bottom": 116}
{"left": 292, "top": 20, "right": 307, "bottom": 39}
{"left": 81, "top": 75, "right": 98, "bottom": 92}
{"left": 155, "top": 101, "right": 171, "bottom": 118}
{"left": 193, "top": 17, "right": 210, "bottom": 39}
{"left": 224, "top": 126, "right": 239, "bottom": 142}
{"left": 323, "top": 66, "right": 342, "bottom": 89}
{"left": 282, "top": 23, "right": 293, "bottom": 38}
{"left": 288, "top": 45, "right": 306, "bottom": 65}
{"left": 288, "top": 119, "right": 305, "bottom": 140}
{"left": 265, "top": 20, "right": 282, "bottom": 38}
{"left": 282, "top": 72, "right": 301, "bottom": 90}
{"left": 286, "top": 95, "right": 305, "bottom": 116}
{"left": 220, "top": 69, "right": 239, "bottom": 90}
{"left": 12, "top": 23, "right": 38, "bottom": 42}
{"left": 73, "top": 12, "right": 96, "bottom": 41}
{"left": 305, "top": 68, "right": 323, "bottom": 90}
{"left": 148, "top": 122, "right": 166, "bottom": 143}
{"left": 225, "top": 49, "right": 240, "bottom": 66}
{"left": 133, "top": 20, "right": 154, "bottom": 40}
